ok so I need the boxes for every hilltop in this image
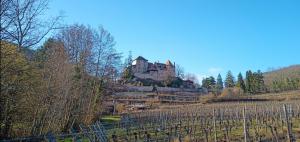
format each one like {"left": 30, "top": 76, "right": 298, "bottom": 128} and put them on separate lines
{"left": 263, "top": 65, "right": 300, "bottom": 91}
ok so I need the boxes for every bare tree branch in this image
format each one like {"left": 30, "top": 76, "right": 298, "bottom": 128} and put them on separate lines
{"left": 1, "top": 0, "right": 62, "bottom": 48}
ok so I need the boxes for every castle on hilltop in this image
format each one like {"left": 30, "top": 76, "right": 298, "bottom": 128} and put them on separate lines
{"left": 131, "top": 56, "right": 176, "bottom": 81}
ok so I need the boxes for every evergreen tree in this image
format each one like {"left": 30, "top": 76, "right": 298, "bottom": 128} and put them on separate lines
{"left": 202, "top": 76, "right": 216, "bottom": 92}
{"left": 225, "top": 71, "right": 235, "bottom": 88}
{"left": 202, "top": 78, "right": 209, "bottom": 89}
{"left": 245, "top": 70, "right": 253, "bottom": 93}
{"left": 251, "top": 70, "right": 265, "bottom": 93}
{"left": 216, "top": 74, "right": 223, "bottom": 92}
{"left": 256, "top": 70, "right": 265, "bottom": 93}
{"left": 245, "top": 70, "right": 265, "bottom": 94}
{"left": 216, "top": 74, "right": 223, "bottom": 89}
{"left": 209, "top": 76, "right": 216, "bottom": 86}
{"left": 236, "top": 72, "right": 246, "bottom": 92}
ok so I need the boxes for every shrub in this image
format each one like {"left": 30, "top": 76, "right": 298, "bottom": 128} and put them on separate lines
{"left": 116, "top": 103, "right": 125, "bottom": 113}
{"left": 221, "top": 87, "right": 244, "bottom": 97}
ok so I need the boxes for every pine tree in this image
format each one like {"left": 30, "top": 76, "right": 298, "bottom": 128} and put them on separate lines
{"left": 225, "top": 71, "right": 235, "bottom": 88}
{"left": 202, "top": 76, "right": 216, "bottom": 92}
{"left": 236, "top": 72, "right": 246, "bottom": 92}
{"left": 216, "top": 74, "right": 224, "bottom": 95}
{"left": 216, "top": 74, "right": 223, "bottom": 91}
{"left": 209, "top": 76, "right": 216, "bottom": 86}
{"left": 245, "top": 70, "right": 253, "bottom": 93}
{"left": 245, "top": 70, "right": 265, "bottom": 94}
{"left": 208, "top": 76, "right": 217, "bottom": 95}
{"left": 256, "top": 70, "right": 265, "bottom": 93}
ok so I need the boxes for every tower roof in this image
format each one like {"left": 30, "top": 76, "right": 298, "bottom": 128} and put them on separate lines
{"left": 134, "top": 56, "right": 148, "bottom": 61}
{"left": 166, "top": 60, "right": 173, "bottom": 66}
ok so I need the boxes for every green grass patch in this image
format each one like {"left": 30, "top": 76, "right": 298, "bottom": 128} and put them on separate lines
{"left": 57, "top": 137, "right": 90, "bottom": 142}
{"left": 100, "top": 115, "right": 121, "bottom": 124}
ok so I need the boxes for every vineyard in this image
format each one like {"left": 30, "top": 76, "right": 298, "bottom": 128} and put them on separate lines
{"left": 104, "top": 101, "right": 300, "bottom": 142}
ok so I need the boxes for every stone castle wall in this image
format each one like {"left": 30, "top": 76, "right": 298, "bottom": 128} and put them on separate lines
{"left": 124, "top": 85, "right": 201, "bottom": 93}
{"left": 132, "top": 57, "right": 176, "bottom": 81}
{"left": 134, "top": 69, "right": 174, "bottom": 81}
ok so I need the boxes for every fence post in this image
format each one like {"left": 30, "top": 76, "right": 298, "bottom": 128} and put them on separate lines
{"left": 243, "top": 106, "right": 247, "bottom": 142}
{"left": 213, "top": 108, "right": 217, "bottom": 142}
{"left": 283, "top": 104, "right": 294, "bottom": 142}
{"left": 112, "top": 132, "right": 117, "bottom": 142}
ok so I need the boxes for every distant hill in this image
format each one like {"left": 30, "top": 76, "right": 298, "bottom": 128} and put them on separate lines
{"left": 263, "top": 65, "right": 300, "bottom": 87}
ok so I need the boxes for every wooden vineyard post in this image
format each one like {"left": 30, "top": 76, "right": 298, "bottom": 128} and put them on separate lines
{"left": 166, "top": 132, "right": 171, "bottom": 142}
{"left": 213, "top": 108, "right": 217, "bottom": 142}
{"left": 254, "top": 104, "right": 260, "bottom": 141}
{"left": 112, "top": 132, "right": 117, "bottom": 142}
{"left": 204, "top": 128, "right": 209, "bottom": 142}
{"left": 255, "top": 104, "right": 258, "bottom": 124}
{"left": 134, "top": 132, "right": 138, "bottom": 142}
{"left": 283, "top": 104, "right": 294, "bottom": 142}
{"left": 243, "top": 106, "right": 247, "bottom": 142}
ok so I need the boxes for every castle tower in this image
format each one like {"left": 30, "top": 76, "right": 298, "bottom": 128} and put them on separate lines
{"left": 166, "top": 60, "right": 175, "bottom": 77}
{"left": 133, "top": 56, "right": 148, "bottom": 73}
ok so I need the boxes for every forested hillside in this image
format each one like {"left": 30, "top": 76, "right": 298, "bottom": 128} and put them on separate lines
{"left": 264, "top": 65, "right": 300, "bottom": 92}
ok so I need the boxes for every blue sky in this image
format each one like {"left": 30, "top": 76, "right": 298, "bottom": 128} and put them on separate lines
{"left": 46, "top": 0, "right": 300, "bottom": 81}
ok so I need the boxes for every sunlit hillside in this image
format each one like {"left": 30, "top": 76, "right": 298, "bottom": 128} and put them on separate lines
{"left": 264, "top": 65, "right": 300, "bottom": 88}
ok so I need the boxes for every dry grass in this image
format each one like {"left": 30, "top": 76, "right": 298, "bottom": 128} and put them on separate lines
{"left": 198, "top": 90, "right": 300, "bottom": 104}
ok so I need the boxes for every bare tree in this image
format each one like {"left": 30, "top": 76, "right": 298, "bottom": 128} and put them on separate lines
{"left": 185, "top": 73, "right": 199, "bottom": 84}
{"left": 30, "top": 39, "right": 73, "bottom": 135}
{"left": 175, "top": 64, "right": 185, "bottom": 79}
{"left": 1, "top": 0, "right": 61, "bottom": 48}
{"left": 1, "top": 24, "right": 122, "bottom": 137}
{"left": 57, "top": 24, "right": 95, "bottom": 125}
{"left": 86, "top": 26, "right": 121, "bottom": 123}
{"left": 56, "top": 24, "right": 121, "bottom": 125}
{"left": 0, "top": 0, "right": 13, "bottom": 36}
{"left": 94, "top": 26, "right": 122, "bottom": 81}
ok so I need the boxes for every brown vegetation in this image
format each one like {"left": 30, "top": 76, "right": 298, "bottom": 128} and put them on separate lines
{"left": 264, "top": 65, "right": 300, "bottom": 92}
{"left": 1, "top": 25, "right": 121, "bottom": 138}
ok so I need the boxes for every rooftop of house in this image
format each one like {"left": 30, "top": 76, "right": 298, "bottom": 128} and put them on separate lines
{"left": 166, "top": 60, "right": 174, "bottom": 67}
{"left": 134, "top": 56, "right": 174, "bottom": 66}
{"left": 134, "top": 56, "right": 148, "bottom": 61}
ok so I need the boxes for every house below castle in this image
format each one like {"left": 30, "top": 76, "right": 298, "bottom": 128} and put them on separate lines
{"left": 131, "top": 56, "right": 176, "bottom": 81}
